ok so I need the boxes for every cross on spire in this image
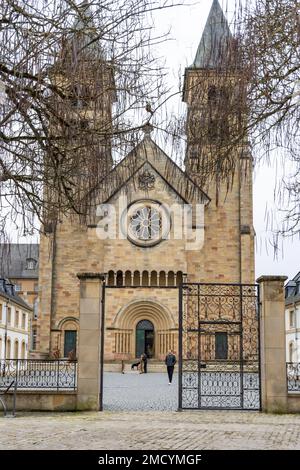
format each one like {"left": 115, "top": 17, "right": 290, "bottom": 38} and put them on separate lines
{"left": 143, "top": 122, "right": 154, "bottom": 138}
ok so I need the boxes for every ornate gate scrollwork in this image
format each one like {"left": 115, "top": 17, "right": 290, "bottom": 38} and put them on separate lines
{"left": 178, "top": 283, "right": 261, "bottom": 410}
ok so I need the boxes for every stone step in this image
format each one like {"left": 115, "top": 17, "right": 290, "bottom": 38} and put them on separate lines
{"left": 104, "top": 361, "right": 167, "bottom": 373}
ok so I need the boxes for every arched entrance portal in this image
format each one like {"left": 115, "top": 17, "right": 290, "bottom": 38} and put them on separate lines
{"left": 136, "top": 320, "right": 154, "bottom": 358}
{"left": 110, "top": 299, "right": 177, "bottom": 360}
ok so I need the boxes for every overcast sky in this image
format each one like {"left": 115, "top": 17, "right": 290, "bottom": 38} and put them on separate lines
{"left": 11, "top": 0, "right": 300, "bottom": 281}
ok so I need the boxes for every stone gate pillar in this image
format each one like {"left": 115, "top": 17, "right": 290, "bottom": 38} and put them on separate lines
{"left": 257, "top": 275, "right": 288, "bottom": 413}
{"left": 76, "top": 273, "right": 105, "bottom": 410}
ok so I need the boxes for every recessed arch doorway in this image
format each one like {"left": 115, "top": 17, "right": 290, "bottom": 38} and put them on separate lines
{"left": 111, "top": 299, "right": 177, "bottom": 360}
{"left": 136, "top": 319, "right": 154, "bottom": 358}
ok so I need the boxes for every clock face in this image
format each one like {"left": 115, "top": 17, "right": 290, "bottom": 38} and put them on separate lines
{"left": 124, "top": 200, "right": 170, "bottom": 247}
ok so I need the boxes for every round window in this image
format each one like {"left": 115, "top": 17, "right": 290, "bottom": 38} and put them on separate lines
{"left": 123, "top": 200, "right": 170, "bottom": 247}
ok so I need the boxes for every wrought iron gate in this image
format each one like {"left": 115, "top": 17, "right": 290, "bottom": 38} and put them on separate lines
{"left": 178, "top": 283, "right": 261, "bottom": 410}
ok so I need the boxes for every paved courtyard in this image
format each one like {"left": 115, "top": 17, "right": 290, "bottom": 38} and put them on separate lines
{"left": 1, "top": 372, "right": 300, "bottom": 450}
{"left": 1, "top": 409, "right": 300, "bottom": 450}
{"left": 103, "top": 372, "right": 178, "bottom": 411}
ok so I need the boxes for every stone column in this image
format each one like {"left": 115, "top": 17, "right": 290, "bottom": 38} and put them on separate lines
{"left": 257, "top": 275, "right": 288, "bottom": 413}
{"left": 76, "top": 273, "right": 105, "bottom": 411}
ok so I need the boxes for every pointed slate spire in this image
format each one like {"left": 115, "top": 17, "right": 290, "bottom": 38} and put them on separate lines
{"left": 73, "top": 1, "right": 94, "bottom": 32}
{"left": 70, "top": 1, "right": 104, "bottom": 59}
{"left": 192, "top": 0, "right": 233, "bottom": 69}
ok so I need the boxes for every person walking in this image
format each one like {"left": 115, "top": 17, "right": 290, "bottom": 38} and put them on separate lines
{"left": 165, "top": 350, "right": 176, "bottom": 384}
{"left": 141, "top": 353, "right": 148, "bottom": 374}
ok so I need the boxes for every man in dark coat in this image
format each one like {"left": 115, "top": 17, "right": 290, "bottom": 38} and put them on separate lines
{"left": 165, "top": 350, "right": 176, "bottom": 384}
{"left": 141, "top": 353, "right": 148, "bottom": 373}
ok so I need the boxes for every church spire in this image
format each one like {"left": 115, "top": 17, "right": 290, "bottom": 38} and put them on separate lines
{"left": 192, "top": 0, "right": 233, "bottom": 69}
{"left": 69, "top": 1, "right": 105, "bottom": 60}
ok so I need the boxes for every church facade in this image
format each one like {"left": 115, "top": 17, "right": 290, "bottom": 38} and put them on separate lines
{"left": 35, "top": 0, "right": 255, "bottom": 363}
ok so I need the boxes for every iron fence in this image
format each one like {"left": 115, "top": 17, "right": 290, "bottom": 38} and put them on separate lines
{"left": 0, "top": 359, "right": 77, "bottom": 391}
{"left": 287, "top": 362, "right": 300, "bottom": 393}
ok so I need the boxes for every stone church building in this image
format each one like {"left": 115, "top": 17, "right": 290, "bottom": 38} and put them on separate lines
{"left": 35, "top": 0, "right": 255, "bottom": 364}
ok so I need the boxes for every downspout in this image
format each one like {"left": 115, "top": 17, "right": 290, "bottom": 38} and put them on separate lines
{"left": 238, "top": 158, "right": 242, "bottom": 284}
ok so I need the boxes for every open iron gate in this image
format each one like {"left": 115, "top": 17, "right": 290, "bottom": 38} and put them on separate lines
{"left": 178, "top": 283, "right": 261, "bottom": 410}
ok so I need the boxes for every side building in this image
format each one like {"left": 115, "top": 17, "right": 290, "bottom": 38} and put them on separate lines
{"left": 0, "top": 278, "right": 32, "bottom": 360}
{"left": 285, "top": 271, "right": 300, "bottom": 363}
{"left": 0, "top": 243, "right": 39, "bottom": 352}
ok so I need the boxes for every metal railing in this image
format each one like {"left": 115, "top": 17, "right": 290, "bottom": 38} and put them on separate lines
{"left": 0, "top": 359, "right": 77, "bottom": 391}
{"left": 0, "top": 380, "right": 16, "bottom": 417}
{"left": 286, "top": 362, "right": 300, "bottom": 393}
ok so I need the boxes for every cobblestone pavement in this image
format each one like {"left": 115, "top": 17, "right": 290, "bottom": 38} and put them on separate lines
{"left": 103, "top": 372, "right": 178, "bottom": 411}
{"left": 1, "top": 373, "right": 300, "bottom": 450}
{"left": 1, "top": 410, "right": 300, "bottom": 450}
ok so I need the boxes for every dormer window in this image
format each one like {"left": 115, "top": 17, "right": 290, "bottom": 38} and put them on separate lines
{"left": 26, "top": 258, "right": 36, "bottom": 270}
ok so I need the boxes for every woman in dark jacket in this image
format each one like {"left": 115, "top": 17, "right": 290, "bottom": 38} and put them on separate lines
{"left": 165, "top": 350, "right": 176, "bottom": 384}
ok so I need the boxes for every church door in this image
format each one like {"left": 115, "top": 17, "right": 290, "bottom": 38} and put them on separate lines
{"left": 136, "top": 320, "right": 154, "bottom": 358}
{"left": 64, "top": 330, "right": 77, "bottom": 358}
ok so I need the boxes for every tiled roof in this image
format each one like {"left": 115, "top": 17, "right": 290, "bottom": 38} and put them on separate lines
{"left": 285, "top": 271, "right": 300, "bottom": 305}
{"left": 0, "top": 278, "right": 32, "bottom": 311}
{"left": 0, "top": 244, "right": 39, "bottom": 279}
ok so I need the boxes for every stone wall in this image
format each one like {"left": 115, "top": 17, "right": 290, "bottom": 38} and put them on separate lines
{"left": 3, "top": 391, "right": 77, "bottom": 411}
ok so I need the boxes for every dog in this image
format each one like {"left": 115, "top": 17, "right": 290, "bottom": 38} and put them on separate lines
{"left": 131, "top": 361, "right": 140, "bottom": 370}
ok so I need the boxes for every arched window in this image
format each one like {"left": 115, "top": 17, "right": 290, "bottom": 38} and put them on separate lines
{"left": 150, "top": 271, "right": 158, "bottom": 286}
{"left": 64, "top": 331, "right": 77, "bottom": 358}
{"left": 21, "top": 341, "right": 26, "bottom": 359}
{"left": 168, "top": 271, "right": 175, "bottom": 286}
{"left": 176, "top": 271, "right": 183, "bottom": 286}
{"left": 107, "top": 271, "right": 114, "bottom": 286}
{"left": 14, "top": 340, "right": 19, "bottom": 359}
{"left": 142, "top": 271, "right": 149, "bottom": 287}
{"left": 289, "top": 341, "right": 295, "bottom": 363}
{"left": 6, "top": 338, "right": 11, "bottom": 359}
{"left": 58, "top": 318, "right": 79, "bottom": 359}
{"left": 125, "top": 271, "right": 132, "bottom": 286}
{"left": 159, "top": 271, "right": 166, "bottom": 286}
{"left": 133, "top": 271, "right": 140, "bottom": 286}
{"left": 116, "top": 271, "right": 123, "bottom": 287}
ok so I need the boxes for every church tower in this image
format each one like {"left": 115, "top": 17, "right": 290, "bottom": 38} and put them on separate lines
{"left": 36, "top": 4, "right": 116, "bottom": 358}
{"left": 183, "top": 0, "right": 255, "bottom": 283}
{"left": 49, "top": 2, "right": 116, "bottom": 207}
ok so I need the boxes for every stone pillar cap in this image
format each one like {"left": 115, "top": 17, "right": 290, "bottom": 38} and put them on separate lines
{"left": 256, "top": 275, "right": 288, "bottom": 283}
{"left": 77, "top": 272, "right": 106, "bottom": 280}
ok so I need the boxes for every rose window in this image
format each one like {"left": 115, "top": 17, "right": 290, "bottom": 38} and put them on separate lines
{"left": 123, "top": 200, "right": 170, "bottom": 247}
{"left": 129, "top": 205, "right": 161, "bottom": 241}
